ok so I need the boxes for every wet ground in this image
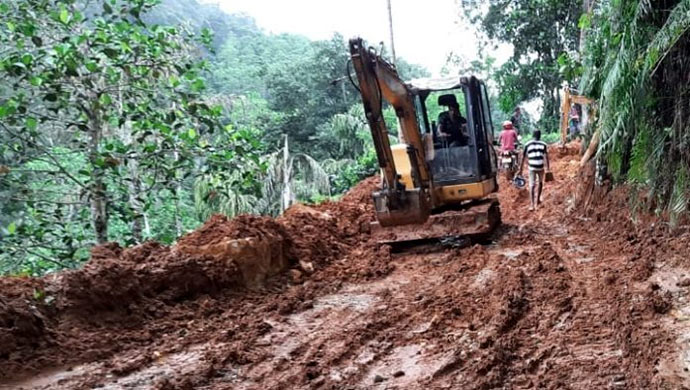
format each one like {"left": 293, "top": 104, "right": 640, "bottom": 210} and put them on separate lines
{"left": 3, "top": 145, "right": 690, "bottom": 389}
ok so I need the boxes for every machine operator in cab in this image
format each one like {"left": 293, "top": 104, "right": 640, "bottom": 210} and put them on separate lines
{"left": 436, "top": 94, "right": 468, "bottom": 147}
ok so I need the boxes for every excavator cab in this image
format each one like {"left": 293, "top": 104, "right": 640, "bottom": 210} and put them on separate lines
{"left": 411, "top": 80, "right": 497, "bottom": 189}
{"left": 391, "top": 76, "right": 498, "bottom": 209}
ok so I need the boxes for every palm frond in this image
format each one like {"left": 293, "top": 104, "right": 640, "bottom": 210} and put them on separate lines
{"left": 580, "top": 0, "right": 690, "bottom": 219}
{"left": 256, "top": 137, "right": 334, "bottom": 215}
{"left": 670, "top": 165, "right": 689, "bottom": 226}
{"left": 193, "top": 174, "right": 259, "bottom": 220}
{"left": 643, "top": 1, "right": 690, "bottom": 77}
{"left": 321, "top": 158, "right": 356, "bottom": 174}
{"left": 291, "top": 153, "right": 331, "bottom": 197}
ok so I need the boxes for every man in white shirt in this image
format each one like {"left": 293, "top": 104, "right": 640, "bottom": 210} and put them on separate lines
{"left": 519, "top": 130, "right": 550, "bottom": 211}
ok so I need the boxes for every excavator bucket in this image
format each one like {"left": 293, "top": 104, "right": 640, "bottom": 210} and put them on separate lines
{"left": 371, "top": 199, "right": 501, "bottom": 247}
{"left": 373, "top": 188, "right": 430, "bottom": 227}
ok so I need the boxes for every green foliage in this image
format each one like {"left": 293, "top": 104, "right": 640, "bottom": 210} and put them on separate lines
{"left": 0, "top": 0, "right": 429, "bottom": 276}
{"left": 207, "top": 29, "right": 359, "bottom": 154}
{"left": 541, "top": 132, "right": 562, "bottom": 144}
{"left": 316, "top": 103, "right": 384, "bottom": 194}
{"left": 208, "top": 29, "right": 426, "bottom": 157}
{"left": 145, "top": 0, "right": 253, "bottom": 51}
{"left": 326, "top": 151, "right": 378, "bottom": 194}
{"left": 519, "top": 131, "right": 561, "bottom": 145}
{"left": 194, "top": 174, "right": 259, "bottom": 220}
{"left": 461, "top": 0, "right": 583, "bottom": 129}
{"left": 580, "top": 0, "right": 690, "bottom": 216}
{"left": 557, "top": 52, "right": 584, "bottom": 83}
{"left": 670, "top": 165, "right": 689, "bottom": 226}
{"left": 0, "top": 0, "right": 262, "bottom": 275}
{"left": 627, "top": 122, "right": 651, "bottom": 185}
{"left": 208, "top": 26, "right": 312, "bottom": 95}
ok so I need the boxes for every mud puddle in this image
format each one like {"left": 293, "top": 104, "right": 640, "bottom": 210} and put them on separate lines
{"left": 3, "top": 344, "right": 214, "bottom": 390}
{"left": 0, "top": 363, "right": 99, "bottom": 390}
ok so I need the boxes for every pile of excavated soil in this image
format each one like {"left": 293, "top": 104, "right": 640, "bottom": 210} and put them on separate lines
{"left": 0, "top": 177, "right": 380, "bottom": 379}
{"left": 340, "top": 175, "right": 380, "bottom": 205}
{"left": 52, "top": 243, "right": 244, "bottom": 312}
{"left": 0, "top": 239, "right": 250, "bottom": 377}
{"left": 176, "top": 214, "right": 286, "bottom": 248}
{"left": 0, "top": 278, "right": 49, "bottom": 362}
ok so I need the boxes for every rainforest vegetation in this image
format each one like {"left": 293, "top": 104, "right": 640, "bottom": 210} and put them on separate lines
{"left": 2, "top": 0, "right": 690, "bottom": 275}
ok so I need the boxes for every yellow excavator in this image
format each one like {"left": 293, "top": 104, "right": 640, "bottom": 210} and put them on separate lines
{"left": 348, "top": 38, "right": 500, "bottom": 245}
{"left": 560, "top": 86, "right": 596, "bottom": 145}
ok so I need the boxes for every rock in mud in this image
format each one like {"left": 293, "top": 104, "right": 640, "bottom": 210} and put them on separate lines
{"left": 290, "top": 269, "right": 303, "bottom": 283}
{"left": 677, "top": 277, "right": 690, "bottom": 287}
{"left": 648, "top": 287, "right": 672, "bottom": 314}
{"left": 373, "top": 374, "right": 387, "bottom": 383}
{"left": 299, "top": 260, "right": 315, "bottom": 274}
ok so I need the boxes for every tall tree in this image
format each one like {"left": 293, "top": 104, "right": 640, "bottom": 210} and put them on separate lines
{"left": 462, "top": 0, "right": 583, "bottom": 130}
{"left": 0, "top": 0, "right": 261, "bottom": 274}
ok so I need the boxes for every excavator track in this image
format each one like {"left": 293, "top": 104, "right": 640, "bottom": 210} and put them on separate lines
{"left": 371, "top": 198, "right": 501, "bottom": 249}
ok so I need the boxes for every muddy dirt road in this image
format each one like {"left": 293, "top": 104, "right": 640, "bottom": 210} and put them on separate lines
{"left": 3, "top": 146, "right": 690, "bottom": 389}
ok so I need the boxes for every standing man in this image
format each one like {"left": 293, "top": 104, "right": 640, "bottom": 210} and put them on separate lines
{"left": 510, "top": 107, "right": 522, "bottom": 135}
{"left": 519, "top": 130, "right": 550, "bottom": 211}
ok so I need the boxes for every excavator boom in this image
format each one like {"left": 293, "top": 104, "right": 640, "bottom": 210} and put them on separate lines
{"left": 348, "top": 38, "right": 431, "bottom": 227}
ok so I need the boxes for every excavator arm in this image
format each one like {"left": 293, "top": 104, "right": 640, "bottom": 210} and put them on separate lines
{"left": 348, "top": 40, "right": 399, "bottom": 193}
{"left": 348, "top": 38, "right": 431, "bottom": 226}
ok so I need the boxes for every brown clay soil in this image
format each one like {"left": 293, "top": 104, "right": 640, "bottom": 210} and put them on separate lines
{"left": 3, "top": 144, "right": 690, "bottom": 389}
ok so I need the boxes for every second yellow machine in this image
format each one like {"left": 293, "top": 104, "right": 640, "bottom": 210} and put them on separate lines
{"left": 348, "top": 38, "right": 501, "bottom": 244}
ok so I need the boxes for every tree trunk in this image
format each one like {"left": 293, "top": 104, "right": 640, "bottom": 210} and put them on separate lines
{"left": 88, "top": 107, "right": 108, "bottom": 244}
{"left": 579, "top": 0, "right": 591, "bottom": 52}
{"left": 144, "top": 212, "right": 151, "bottom": 237}
{"left": 281, "top": 135, "right": 294, "bottom": 213}
{"left": 619, "top": 134, "right": 634, "bottom": 180}
{"left": 173, "top": 148, "right": 183, "bottom": 237}
{"left": 580, "top": 128, "right": 599, "bottom": 167}
{"left": 125, "top": 130, "right": 145, "bottom": 242}
{"left": 129, "top": 169, "right": 144, "bottom": 243}
{"left": 174, "top": 194, "right": 183, "bottom": 237}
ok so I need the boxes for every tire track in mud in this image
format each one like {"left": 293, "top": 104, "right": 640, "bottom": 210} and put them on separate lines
{"left": 221, "top": 257, "right": 446, "bottom": 389}
{"left": 1, "top": 224, "right": 673, "bottom": 389}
